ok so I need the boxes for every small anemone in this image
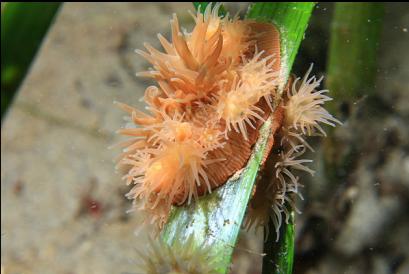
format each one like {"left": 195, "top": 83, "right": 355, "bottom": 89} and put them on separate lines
{"left": 119, "top": 107, "right": 227, "bottom": 211}
{"left": 137, "top": 234, "right": 220, "bottom": 274}
{"left": 216, "top": 85, "right": 266, "bottom": 140}
{"left": 245, "top": 145, "right": 310, "bottom": 241}
{"left": 220, "top": 15, "right": 254, "bottom": 64}
{"left": 239, "top": 50, "right": 280, "bottom": 109}
{"left": 216, "top": 51, "right": 279, "bottom": 140}
{"left": 135, "top": 4, "right": 233, "bottom": 104}
{"left": 274, "top": 145, "right": 314, "bottom": 192}
{"left": 126, "top": 139, "right": 212, "bottom": 208}
{"left": 284, "top": 64, "right": 342, "bottom": 137}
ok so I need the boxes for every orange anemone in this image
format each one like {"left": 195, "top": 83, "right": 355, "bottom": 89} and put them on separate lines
{"left": 116, "top": 4, "right": 281, "bottom": 228}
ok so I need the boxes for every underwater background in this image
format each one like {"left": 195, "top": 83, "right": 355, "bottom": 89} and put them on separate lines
{"left": 1, "top": 3, "right": 409, "bottom": 274}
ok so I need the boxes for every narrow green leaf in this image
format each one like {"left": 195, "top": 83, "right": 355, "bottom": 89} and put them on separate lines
{"left": 262, "top": 212, "right": 295, "bottom": 274}
{"left": 326, "top": 3, "right": 384, "bottom": 114}
{"left": 324, "top": 3, "right": 384, "bottom": 180}
{"left": 323, "top": 3, "right": 385, "bottom": 231}
{"left": 1, "top": 2, "right": 61, "bottom": 120}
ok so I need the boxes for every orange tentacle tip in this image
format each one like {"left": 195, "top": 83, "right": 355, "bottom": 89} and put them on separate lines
{"left": 114, "top": 4, "right": 283, "bottom": 229}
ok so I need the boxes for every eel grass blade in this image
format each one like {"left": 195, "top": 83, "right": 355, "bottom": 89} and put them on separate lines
{"left": 326, "top": 3, "right": 384, "bottom": 115}
{"left": 324, "top": 3, "right": 384, "bottom": 192}
{"left": 1, "top": 2, "right": 61, "bottom": 120}
{"left": 324, "top": 2, "right": 384, "bottom": 174}
{"left": 323, "top": 2, "right": 384, "bottom": 248}
{"left": 162, "top": 3, "right": 315, "bottom": 274}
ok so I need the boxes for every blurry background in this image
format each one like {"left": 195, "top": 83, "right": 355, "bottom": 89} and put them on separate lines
{"left": 1, "top": 3, "right": 408, "bottom": 274}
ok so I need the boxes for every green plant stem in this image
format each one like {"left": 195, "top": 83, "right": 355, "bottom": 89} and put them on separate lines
{"left": 1, "top": 2, "right": 61, "bottom": 120}
{"left": 324, "top": 3, "right": 384, "bottom": 194}
{"left": 262, "top": 211, "right": 295, "bottom": 274}
{"left": 326, "top": 3, "right": 384, "bottom": 115}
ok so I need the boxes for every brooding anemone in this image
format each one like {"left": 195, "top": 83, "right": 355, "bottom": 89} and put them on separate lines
{"left": 116, "top": 4, "right": 281, "bottom": 229}
{"left": 284, "top": 65, "right": 342, "bottom": 137}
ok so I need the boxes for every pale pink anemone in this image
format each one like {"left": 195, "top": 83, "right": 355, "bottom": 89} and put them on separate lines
{"left": 284, "top": 64, "right": 342, "bottom": 137}
{"left": 216, "top": 50, "right": 280, "bottom": 139}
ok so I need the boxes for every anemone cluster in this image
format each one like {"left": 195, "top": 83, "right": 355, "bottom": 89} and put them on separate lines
{"left": 115, "top": 4, "right": 340, "bottom": 234}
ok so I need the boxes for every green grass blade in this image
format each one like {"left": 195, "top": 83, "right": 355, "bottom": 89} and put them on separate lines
{"left": 1, "top": 2, "right": 61, "bottom": 120}
{"left": 162, "top": 3, "right": 314, "bottom": 274}
{"left": 262, "top": 212, "right": 295, "bottom": 274}
{"left": 326, "top": 3, "right": 384, "bottom": 114}
{"left": 323, "top": 3, "right": 384, "bottom": 233}
{"left": 324, "top": 3, "right": 384, "bottom": 182}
